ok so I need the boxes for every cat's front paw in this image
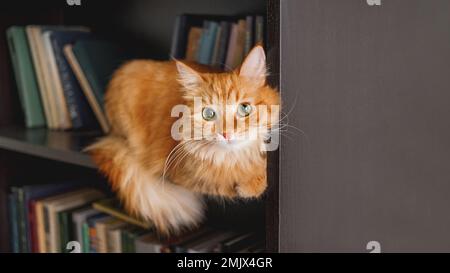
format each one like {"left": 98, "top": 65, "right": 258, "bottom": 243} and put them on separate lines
{"left": 236, "top": 175, "right": 267, "bottom": 198}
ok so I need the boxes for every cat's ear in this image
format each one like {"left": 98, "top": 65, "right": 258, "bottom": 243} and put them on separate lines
{"left": 239, "top": 45, "right": 267, "bottom": 86}
{"left": 176, "top": 61, "right": 203, "bottom": 89}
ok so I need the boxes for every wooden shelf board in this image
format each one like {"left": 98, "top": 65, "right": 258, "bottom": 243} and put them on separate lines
{"left": 0, "top": 126, "right": 102, "bottom": 169}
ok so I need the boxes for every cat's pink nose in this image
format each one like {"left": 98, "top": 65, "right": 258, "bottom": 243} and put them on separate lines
{"left": 222, "top": 133, "right": 230, "bottom": 140}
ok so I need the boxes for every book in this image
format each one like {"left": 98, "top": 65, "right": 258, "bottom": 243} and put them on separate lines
{"left": 26, "top": 26, "right": 54, "bottom": 128}
{"left": 233, "top": 20, "right": 247, "bottom": 69}
{"left": 96, "top": 217, "right": 127, "bottom": 253}
{"left": 49, "top": 30, "right": 97, "bottom": 130}
{"left": 135, "top": 232, "right": 162, "bottom": 253}
{"left": 26, "top": 25, "right": 88, "bottom": 129}
{"left": 58, "top": 206, "right": 88, "bottom": 252}
{"left": 186, "top": 230, "right": 239, "bottom": 253}
{"left": 216, "top": 21, "right": 231, "bottom": 69}
{"left": 93, "top": 198, "right": 152, "bottom": 229}
{"left": 94, "top": 216, "right": 115, "bottom": 253}
{"left": 11, "top": 187, "right": 27, "bottom": 252}
{"left": 106, "top": 221, "right": 130, "bottom": 253}
{"left": 40, "top": 188, "right": 103, "bottom": 252}
{"left": 197, "top": 21, "right": 219, "bottom": 65}
{"left": 225, "top": 23, "right": 239, "bottom": 70}
{"left": 174, "top": 227, "right": 216, "bottom": 253}
{"left": 6, "top": 26, "right": 46, "bottom": 128}
{"left": 35, "top": 200, "right": 46, "bottom": 252}
{"left": 244, "top": 16, "right": 254, "bottom": 55}
{"left": 159, "top": 227, "right": 212, "bottom": 253}
{"left": 8, "top": 193, "right": 20, "bottom": 253}
{"left": 48, "top": 189, "right": 104, "bottom": 252}
{"left": 72, "top": 207, "right": 100, "bottom": 252}
{"left": 185, "top": 27, "right": 203, "bottom": 61}
{"left": 32, "top": 184, "right": 85, "bottom": 253}
{"left": 254, "top": 16, "right": 264, "bottom": 46}
{"left": 64, "top": 40, "right": 126, "bottom": 133}
{"left": 210, "top": 24, "right": 223, "bottom": 67}
{"left": 214, "top": 232, "right": 257, "bottom": 253}
{"left": 28, "top": 200, "right": 40, "bottom": 252}
{"left": 85, "top": 213, "right": 109, "bottom": 253}
{"left": 170, "top": 15, "right": 182, "bottom": 58}
{"left": 170, "top": 14, "right": 233, "bottom": 59}
{"left": 42, "top": 30, "right": 72, "bottom": 130}
{"left": 19, "top": 183, "right": 81, "bottom": 252}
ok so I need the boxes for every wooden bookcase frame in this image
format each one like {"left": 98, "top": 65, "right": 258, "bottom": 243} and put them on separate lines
{"left": 0, "top": 0, "right": 280, "bottom": 253}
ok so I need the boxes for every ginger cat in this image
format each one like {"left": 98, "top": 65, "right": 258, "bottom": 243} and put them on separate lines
{"left": 88, "top": 46, "right": 280, "bottom": 233}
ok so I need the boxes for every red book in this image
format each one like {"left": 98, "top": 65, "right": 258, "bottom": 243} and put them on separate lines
{"left": 28, "top": 200, "right": 39, "bottom": 253}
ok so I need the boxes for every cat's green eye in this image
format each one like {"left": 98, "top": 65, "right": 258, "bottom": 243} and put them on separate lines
{"left": 237, "top": 103, "right": 253, "bottom": 117}
{"left": 202, "top": 107, "right": 216, "bottom": 121}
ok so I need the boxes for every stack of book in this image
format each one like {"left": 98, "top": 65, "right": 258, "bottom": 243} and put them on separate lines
{"left": 170, "top": 14, "right": 264, "bottom": 70}
{"left": 8, "top": 184, "right": 264, "bottom": 253}
{"left": 6, "top": 25, "right": 128, "bottom": 132}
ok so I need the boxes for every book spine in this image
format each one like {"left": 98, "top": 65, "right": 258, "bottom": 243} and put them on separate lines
{"left": 170, "top": 15, "right": 181, "bottom": 58}
{"left": 17, "top": 188, "right": 29, "bottom": 252}
{"left": 50, "top": 36, "right": 84, "bottom": 129}
{"left": 255, "top": 16, "right": 264, "bottom": 46}
{"left": 6, "top": 27, "right": 46, "bottom": 128}
{"left": 27, "top": 26, "right": 53, "bottom": 128}
{"left": 196, "top": 21, "right": 210, "bottom": 63}
{"left": 185, "top": 27, "right": 202, "bottom": 61}
{"left": 244, "top": 16, "right": 254, "bottom": 55}
{"left": 28, "top": 200, "right": 38, "bottom": 253}
{"left": 203, "top": 22, "right": 219, "bottom": 65}
{"left": 82, "top": 223, "right": 90, "bottom": 253}
{"left": 59, "top": 213, "right": 69, "bottom": 252}
{"left": 8, "top": 193, "right": 20, "bottom": 253}
{"left": 233, "top": 20, "right": 247, "bottom": 69}
{"left": 217, "top": 22, "right": 231, "bottom": 69}
{"left": 121, "top": 230, "right": 129, "bottom": 253}
{"left": 225, "top": 23, "right": 239, "bottom": 71}
{"left": 211, "top": 25, "right": 223, "bottom": 67}
{"left": 6, "top": 29, "right": 26, "bottom": 120}
{"left": 43, "top": 205, "right": 52, "bottom": 252}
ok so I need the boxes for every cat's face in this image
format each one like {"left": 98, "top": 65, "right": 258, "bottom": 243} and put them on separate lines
{"left": 175, "top": 46, "right": 279, "bottom": 153}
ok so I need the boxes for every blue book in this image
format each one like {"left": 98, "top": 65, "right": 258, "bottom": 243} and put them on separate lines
{"left": 8, "top": 193, "right": 19, "bottom": 253}
{"left": 197, "top": 21, "right": 219, "bottom": 65}
{"left": 49, "top": 30, "right": 98, "bottom": 129}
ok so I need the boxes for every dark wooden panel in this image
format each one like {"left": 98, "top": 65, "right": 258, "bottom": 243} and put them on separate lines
{"left": 280, "top": 0, "right": 450, "bottom": 252}
{"left": 265, "top": 0, "right": 280, "bottom": 253}
{"left": 0, "top": 153, "right": 10, "bottom": 252}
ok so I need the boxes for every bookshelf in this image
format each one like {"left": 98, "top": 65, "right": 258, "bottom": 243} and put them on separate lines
{"left": 0, "top": 126, "right": 99, "bottom": 168}
{"left": 0, "top": 0, "right": 280, "bottom": 253}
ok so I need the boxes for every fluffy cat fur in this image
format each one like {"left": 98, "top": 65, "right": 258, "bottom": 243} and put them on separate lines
{"left": 87, "top": 46, "right": 280, "bottom": 234}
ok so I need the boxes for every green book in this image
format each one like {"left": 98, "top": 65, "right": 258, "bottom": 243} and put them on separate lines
{"left": 11, "top": 187, "right": 27, "bottom": 253}
{"left": 72, "top": 40, "right": 126, "bottom": 112}
{"left": 6, "top": 26, "right": 46, "bottom": 128}
{"left": 59, "top": 206, "right": 87, "bottom": 252}
{"left": 81, "top": 223, "right": 90, "bottom": 253}
{"left": 120, "top": 226, "right": 132, "bottom": 253}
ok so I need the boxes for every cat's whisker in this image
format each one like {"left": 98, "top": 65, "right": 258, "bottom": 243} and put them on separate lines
{"left": 170, "top": 140, "right": 212, "bottom": 176}
{"left": 161, "top": 141, "right": 189, "bottom": 184}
